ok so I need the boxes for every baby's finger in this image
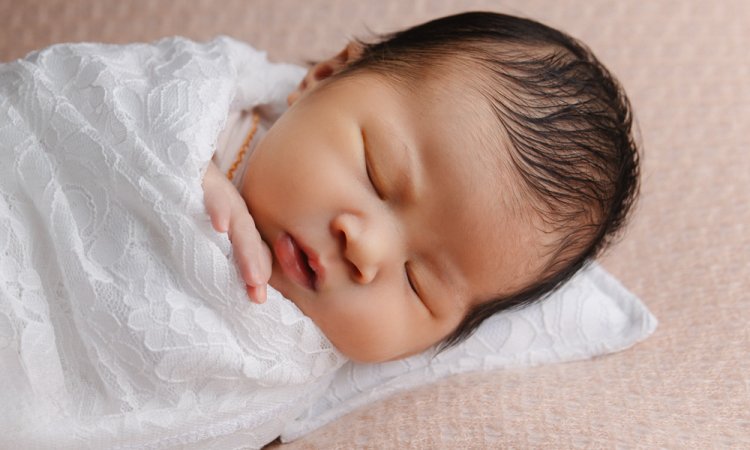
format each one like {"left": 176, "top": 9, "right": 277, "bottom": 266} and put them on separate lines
{"left": 204, "top": 192, "right": 230, "bottom": 233}
{"left": 232, "top": 218, "right": 272, "bottom": 286}
{"left": 238, "top": 211, "right": 273, "bottom": 278}
{"left": 211, "top": 205, "right": 230, "bottom": 233}
{"left": 202, "top": 164, "right": 232, "bottom": 233}
{"left": 257, "top": 242, "right": 272, "bottom": 281}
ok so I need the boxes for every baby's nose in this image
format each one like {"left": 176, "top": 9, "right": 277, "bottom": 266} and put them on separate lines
{"left": 330, "top": 212, "right": 382, "bottom": 285}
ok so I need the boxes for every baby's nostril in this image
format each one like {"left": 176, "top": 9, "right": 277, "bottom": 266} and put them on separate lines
{"left": 348, "top": 260, "right": 363, "bottom": 281}
{"left": 335, "top": 227, "right": 347, "bottom": 250}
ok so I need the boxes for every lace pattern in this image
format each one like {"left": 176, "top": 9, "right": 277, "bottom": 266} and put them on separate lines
{"left": 0, "top": 36, "right": 342, "bottom": 449}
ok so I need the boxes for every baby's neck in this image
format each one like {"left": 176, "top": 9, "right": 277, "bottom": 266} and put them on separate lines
{"left": 213, "top": 109, "right": 263, "bottom": 187}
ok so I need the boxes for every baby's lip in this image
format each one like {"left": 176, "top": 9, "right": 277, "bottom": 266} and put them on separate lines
{"left": 295, "top": 235, "right": 326, "bottom": 290}
{"left": 273, "top": 232, "right": 325, "bottom": 291}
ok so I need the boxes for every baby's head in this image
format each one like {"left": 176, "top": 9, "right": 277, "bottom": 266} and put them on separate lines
{"left": 242, "top": 11, "right": 639, "bottom": 362}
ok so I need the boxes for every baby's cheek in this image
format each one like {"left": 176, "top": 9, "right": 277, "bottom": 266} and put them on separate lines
{"left": 319, "top": 295, "right": 419, "bottom": 363}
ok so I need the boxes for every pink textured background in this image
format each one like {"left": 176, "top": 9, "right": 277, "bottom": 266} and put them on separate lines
{"left": 2, "top": 1, "right": 747, "bottom": 447}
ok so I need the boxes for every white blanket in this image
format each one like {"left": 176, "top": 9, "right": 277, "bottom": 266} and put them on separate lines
{"left": 0, "top": 36, "right": 345, "bottom": 449}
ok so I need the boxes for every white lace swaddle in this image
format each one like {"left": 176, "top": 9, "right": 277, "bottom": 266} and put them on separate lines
{"left": 0, "top": 37, "right": 345, "bottom": 449}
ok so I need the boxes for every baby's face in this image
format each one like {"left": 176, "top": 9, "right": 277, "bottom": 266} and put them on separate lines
{"left": 242, "top": 71, "right": 541, "bottom": 362}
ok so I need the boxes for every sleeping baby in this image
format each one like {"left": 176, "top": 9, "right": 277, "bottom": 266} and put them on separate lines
{"left": 204, "top": 10, "right": 640, "bottom": 363}
{"left": 0, "top": 10, "right": 638, "bottom": 449}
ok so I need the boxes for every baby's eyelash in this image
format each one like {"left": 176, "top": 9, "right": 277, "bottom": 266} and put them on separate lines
{"left": 405, "top": 262, "right": 420, "bottom": 298}
{"left": 362, "top": 130, "right": 386, "bottom": 200}
{"left": 365, "top": 157, "right": 384, "bottom": 200}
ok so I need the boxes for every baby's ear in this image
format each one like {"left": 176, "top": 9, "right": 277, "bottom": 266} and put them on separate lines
{"left": 287, "top": 41, "right": 364, "bottom": 106}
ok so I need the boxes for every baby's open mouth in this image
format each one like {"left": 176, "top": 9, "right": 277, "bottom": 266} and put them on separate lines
{"left": 273, "top": 232, "right": 318, "bottom": 290}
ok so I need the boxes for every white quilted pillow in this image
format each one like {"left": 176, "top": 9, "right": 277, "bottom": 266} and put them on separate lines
{"left": 281, "top": 262, "right": 657, "bottom": 441}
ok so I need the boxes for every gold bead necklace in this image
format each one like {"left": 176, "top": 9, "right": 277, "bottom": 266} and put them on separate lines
{"left": 226, "top": 110, "right": 261, "bottom": 181}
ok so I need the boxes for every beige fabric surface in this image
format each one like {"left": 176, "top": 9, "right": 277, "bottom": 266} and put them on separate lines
{"left": 2, "top": 1, "right": 748, "bottom": 448}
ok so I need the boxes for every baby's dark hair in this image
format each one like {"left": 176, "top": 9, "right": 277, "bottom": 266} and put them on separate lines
{"left": 336, "top": 11, "right": 640, "bottom": 349}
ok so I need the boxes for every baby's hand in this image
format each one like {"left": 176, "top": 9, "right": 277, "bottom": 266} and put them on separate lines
{"left": 202, "top": 161, "right": 271, "bottom": 303}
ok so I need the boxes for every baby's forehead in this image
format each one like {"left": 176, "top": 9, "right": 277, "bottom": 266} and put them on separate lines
{"left": 366, "top": 68, "right": 504, "bottom": 140}
{"left": 346, "top": 68, "right": 526, "bottom": 216}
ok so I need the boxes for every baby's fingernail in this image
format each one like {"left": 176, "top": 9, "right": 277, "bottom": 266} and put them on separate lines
{"left": 256, "top": 284, "right": 267, "bottom": 304}
{"left": 247, "top": 284, "right": 267, "bottom": 304}
{"left": 246, "top": 285, "right": 258, "bottom": 303}
{"left": 214, "top": 216, "right": 228, "bottom": 233}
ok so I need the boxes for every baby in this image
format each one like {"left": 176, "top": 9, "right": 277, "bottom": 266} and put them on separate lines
{"left": 203, "top": 11, "right": 639, "bottom": 363}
